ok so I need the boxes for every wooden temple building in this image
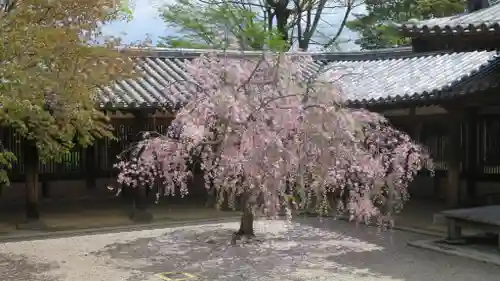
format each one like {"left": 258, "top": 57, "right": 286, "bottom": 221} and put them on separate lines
{"left": 2, "top": 0, "right": 500, "bottom": 211}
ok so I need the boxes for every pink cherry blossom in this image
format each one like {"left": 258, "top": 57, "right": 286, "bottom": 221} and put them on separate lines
{"left": 114, "top": 52, "right": 433, "bottom": 230}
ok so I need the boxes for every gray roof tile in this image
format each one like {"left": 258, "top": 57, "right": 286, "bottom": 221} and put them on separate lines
{"left": 325, "top": 50, "right": 499, "bottom": 105}
{"left": 400, "top": 3, "right": 500, "bottom": 35}
{"left": 96, "top": 48, "right": 500, "bottom": 109}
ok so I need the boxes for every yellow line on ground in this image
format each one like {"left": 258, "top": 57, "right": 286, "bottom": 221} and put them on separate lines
{"left": 155, "top": 272, "right": 197, "bottom": 281}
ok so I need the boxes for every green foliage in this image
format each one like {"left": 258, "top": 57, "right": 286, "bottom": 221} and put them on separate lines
{"left": 0, "top": 0, "right": 140, "bottom": 181}
{"left": 119, "top": 0, "right": 134, "bottom": 21}
{"left": 347, "top": 0, "right": 466, "bottom": 49}
{"left": 158, "top": 0, "right": 288, "bottom": 51}
{"left": 0, "top": 150, "right": 16, "bottom": 186}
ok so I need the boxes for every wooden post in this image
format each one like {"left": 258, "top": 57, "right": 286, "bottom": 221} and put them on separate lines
{"left": 85, "top": 145, "right": 96, "bottom": 189}
{"left": 0, "top": 126, "right": 6, "bottom": 194}
{"left": 409, "top": 107, "right": 422, "bottom": 141}
{"left": 129, "top": 110, "right": 153, "bottom": 222}
{"left": 445, "top": 110, "right": 462, "bottom": 208}
{"left": 465, "top": 108, "right": 478, "bottom": 201}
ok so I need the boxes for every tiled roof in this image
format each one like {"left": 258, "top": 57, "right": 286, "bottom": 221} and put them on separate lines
{"left": 322, "top": 50, "right": 500, "bottom": 105}
{"left": 97, "top": 56, "right": 193, "bottom": 109}
{"left": 96, "top": 48, "right": 500, "bottom": 109}
{"left": 400, "top": 3, "right": 500, "bottom": 35}
{"left": 97, "top": 49, "right": 270, "bottom": 110}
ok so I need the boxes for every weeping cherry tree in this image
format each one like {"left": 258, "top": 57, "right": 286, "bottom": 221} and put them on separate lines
{"left": 114, "top": 52, "right": 432, "bottom": 241}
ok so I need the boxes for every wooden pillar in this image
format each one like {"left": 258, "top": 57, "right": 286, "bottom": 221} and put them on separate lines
{"left": 41, "top": 179, "right": 49, "bottom": 198}
{"left": 129, "top": 110, "right": 153, "bottom": 222}
{"left": 465, "top": 108, "right": 478, "bottom": 201}
{"left": 409, "top": 107, "right": 422, "bottom": 141}
{"left": 85, "top": 145, "right": 96, "bottom": 189}
{"left": 445, "top": 110, "right": 462, "bottom": 208}
{"left": 0, "top": 126, "right": 6, "bottom": 192}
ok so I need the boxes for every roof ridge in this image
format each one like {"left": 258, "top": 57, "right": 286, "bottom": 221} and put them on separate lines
{"left": 402, "top": 1, "right": 500, "bottom": 25}
{"left": 310, "top": 47, "right": 414, "bottom": 61}
{"left": 123, "top": 46, "right": 416, "bottom": 58}
{"left": 99, "top": 48, "right": 500, "bottom": 109}
{"left": 400, "top": 2, "right": 500, "bottom": 35}
{"left": 332, "top": 49, "right": 499, "bottom": 61}
{"left": 312, "top": 49, "right": 485, "bottom": 61}
{"left": 123, "top": 47, "right": 496, "bottom": 62}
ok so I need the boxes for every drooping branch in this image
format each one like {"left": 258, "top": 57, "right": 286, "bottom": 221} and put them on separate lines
{"left": 114, "top": 52, "right": 433, "bottom": 228}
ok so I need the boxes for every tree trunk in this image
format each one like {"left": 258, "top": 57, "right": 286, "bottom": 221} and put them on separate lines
{"left": 25, "top": 141, "right": 39, "bottom": 221}
{"left": 205, "top": 186, "right": 216, "bottom": 208}
{"left": 129, "top": 186, "right": 153, "bottom": 222}
{"left": 25, "top": 174, "right": 39, "bottom": 221}
{"left": 270, "top": 1, "right": 291, "bottom": 44}
{"left": 234, "top": 191, "right": 255, "bottom": 237}
{"left": 236, "top": 204, "right": 255, "bottom": 236}
{"left": 17, "top": 140, "right": 46, "bottom": 230}
{"left": 230, "top": 191, "right": 263, "bottom": 245}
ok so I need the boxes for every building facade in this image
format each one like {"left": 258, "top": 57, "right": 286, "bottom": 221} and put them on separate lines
{"left": 3, "top": 2, "right": 500, "bottom": 209}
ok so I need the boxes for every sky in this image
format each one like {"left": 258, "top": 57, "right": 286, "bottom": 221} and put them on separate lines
{"left": 102, "top": 0, "right": 173, "bottom": 45}
{"left": 102, "top": 0, "right": 364, "bottom": 51}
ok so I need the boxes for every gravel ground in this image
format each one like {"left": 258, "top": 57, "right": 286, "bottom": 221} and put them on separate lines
{"left": 0, "top": 218, "right": 499, "bottom": 281}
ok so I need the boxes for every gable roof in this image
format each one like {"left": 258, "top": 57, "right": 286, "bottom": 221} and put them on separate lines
{"left": 97, "top": 47, "right": 500, "bottom": 110}
{"left": 400, "top": 3, "right": 500, "bottom": 35}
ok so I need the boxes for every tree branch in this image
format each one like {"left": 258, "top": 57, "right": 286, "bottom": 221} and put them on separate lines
{"left": 323, "top": 0, "right": 353, "bottom": 48}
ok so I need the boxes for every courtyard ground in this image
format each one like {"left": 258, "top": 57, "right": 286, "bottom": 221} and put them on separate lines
{"left": 0, "top": 218, "right": 499, "bottom": 281}
{"left": 0, "top": 199, "right": 239, "bottom": 236}
{"left": 0, "top": 199, "right": 446, "bottom": 241}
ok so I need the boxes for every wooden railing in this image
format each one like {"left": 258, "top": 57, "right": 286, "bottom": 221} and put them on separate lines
{"left": 2, "top": 117, "right": 172, "bottom": 182}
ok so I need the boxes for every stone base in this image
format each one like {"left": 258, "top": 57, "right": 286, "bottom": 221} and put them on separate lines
{"left": 129, "top": 209, "right": 153, "bottom": 223}
{"left": 16, "top": 220, "right": 48, "bottom": 231}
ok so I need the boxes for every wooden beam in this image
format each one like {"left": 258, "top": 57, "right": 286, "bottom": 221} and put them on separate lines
{"left": 460, "top": 88, "right": 500, "bottom": 107}
{"left": 479, "top": 106, "right": 500, "bottom": 115}
{"left": 412, "top": 38, "right": 432, "bottom": 52}
{"left": 415, "top": 106, "right": 448, "bottom": 115}
{"left": 410, "top": 33, "right": 500, "bottom": 52}
{"left": 381, "top": 108, "right": 410, "bottom": 116}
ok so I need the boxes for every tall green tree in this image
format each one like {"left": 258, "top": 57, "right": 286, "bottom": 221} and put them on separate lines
{"left": 159, "top": 0, "right": 288, "bottom": 51}
{"left": 347, "top": 0, "right": 466, "bottom": 49}
{"left": 159, "top": 0, "right": 363, "bottom": 51}
{"left": 0, "top": 0, "right": 138, "bottom": 225}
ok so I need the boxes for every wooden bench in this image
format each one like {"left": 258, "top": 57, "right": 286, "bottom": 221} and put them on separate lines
{"left": 441, "top": 205, "right": 500, "bottom": 249}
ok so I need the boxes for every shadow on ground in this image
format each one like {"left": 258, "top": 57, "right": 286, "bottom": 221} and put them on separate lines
{"left": 0, "top": 253, "right": 60, "bottom": 281}
{"left": 90, "top": 217, "right": 500, "bottom": 281}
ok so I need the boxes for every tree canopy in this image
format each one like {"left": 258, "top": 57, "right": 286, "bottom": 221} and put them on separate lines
{"left": 347, "top": 0, "right": 466, "bottom": 49}
{"left": 159, "top": 0, "right": 363, "bottom": 51}
{"left": 0, "top": 0, "right": 139, "bottom": 185}
{"left": 159, "top": 0, "right": 288, "bottom": 51}
{"left": 113, "top": 52, "right": 433, "bottom": 237}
